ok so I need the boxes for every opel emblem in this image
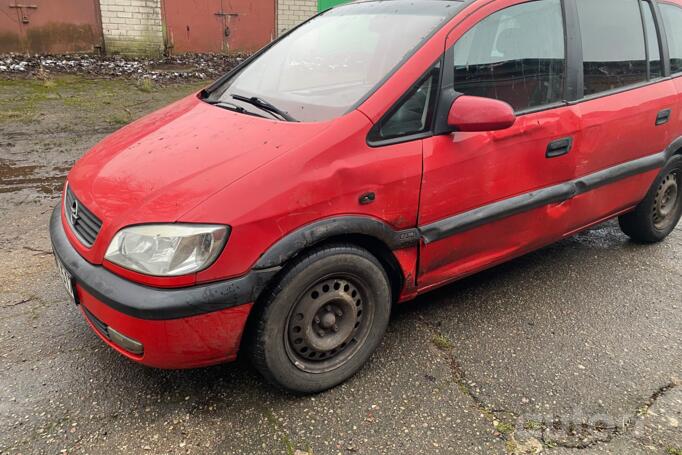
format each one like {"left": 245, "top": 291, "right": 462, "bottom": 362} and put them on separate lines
{"left": 70, "top": 200, "right": 80, "bottom": 224}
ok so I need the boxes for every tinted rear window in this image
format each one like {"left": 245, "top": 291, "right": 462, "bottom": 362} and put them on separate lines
{"left": 660, "top": 2, "right": 682, "bottom": 74}
{"left": 576, "top": 0, "right": 647, "bottom": 96}
{"left": 641, "top": 0, "right": 662, "bottom": 79}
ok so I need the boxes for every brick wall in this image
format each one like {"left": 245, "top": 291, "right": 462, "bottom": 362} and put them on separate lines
{"left": 277, "top": 0, "right": 317, "bottom": 35}
{"left": 99, "top": 0, "right": 164, "bottom": 57}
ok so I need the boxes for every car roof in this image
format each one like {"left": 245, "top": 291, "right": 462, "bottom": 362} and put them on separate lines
{"left": 330, "top": 0, "right": 467, "bottom": 16}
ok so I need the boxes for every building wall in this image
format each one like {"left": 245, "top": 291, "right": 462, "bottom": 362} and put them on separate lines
{"left": 0, "top": 0, "right": 103, "bottom": 54}
{"left": 99, "top": 0, "right": 164, "bottom": 57}
{"left": 0, "top": 0, "right": 352, "bottom": 56}
{"left": 277, "top": 0, "right": 317, "bottom": 35}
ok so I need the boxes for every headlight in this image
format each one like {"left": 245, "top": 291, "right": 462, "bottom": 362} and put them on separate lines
{"left": 104, "top": 224, "right": 229, "bottom": 277}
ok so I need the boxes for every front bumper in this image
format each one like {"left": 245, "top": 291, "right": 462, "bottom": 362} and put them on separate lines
{"left": 49, "top": 205, "right": 276, "bottom": 368}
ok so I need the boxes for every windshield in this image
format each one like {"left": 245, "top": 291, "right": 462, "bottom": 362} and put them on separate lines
{"left": 207, "top": 1, "right": 461, "bottom": 122}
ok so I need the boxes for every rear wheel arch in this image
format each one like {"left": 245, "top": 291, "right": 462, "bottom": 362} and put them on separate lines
{"left": 618, "top": 154, "right": 682, "bottom": 243}
{"left": 667, "top": 135, "right": 682, "bottom": 158}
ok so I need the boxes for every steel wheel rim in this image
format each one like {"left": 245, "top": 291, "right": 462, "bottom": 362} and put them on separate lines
{"left": 284, "top": 274, "right": 373, "bottom": 374}
{"left": 653, "top": 171, "right": 679, "bottom": 230}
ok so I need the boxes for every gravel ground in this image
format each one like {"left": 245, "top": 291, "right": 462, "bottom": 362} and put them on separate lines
{"left": 0, "top": 75, "right": 680, "bottom": 455}
{"left": 0, "top": 53, "right": 246, "bottom": 82}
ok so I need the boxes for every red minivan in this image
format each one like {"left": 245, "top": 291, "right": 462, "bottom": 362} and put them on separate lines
{"left": 51, "top": 0, "right": 682, "bottom": 393}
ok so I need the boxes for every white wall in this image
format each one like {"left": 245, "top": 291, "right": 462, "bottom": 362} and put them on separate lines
{"left": 277, "top": 0, "right": 317, "bottom": 36}
{"left": 99, "top": 0, "right": 164, "bottom": 57}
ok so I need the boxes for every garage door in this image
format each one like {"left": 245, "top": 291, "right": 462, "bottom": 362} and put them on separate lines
{"left": 162, "top": 0, "right": 276, "bottom": 54}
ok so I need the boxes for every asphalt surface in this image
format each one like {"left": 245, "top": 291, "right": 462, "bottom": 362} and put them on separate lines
{"left": 1, "top": 76, "right": 681, "bottom": 454}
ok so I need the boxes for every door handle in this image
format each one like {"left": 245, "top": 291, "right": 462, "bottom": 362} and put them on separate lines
{"left": 546, "top": 137, "right": 573, "bottom": 158}
{"left": 656, "top": 109, "right": 672, "bottom": 126}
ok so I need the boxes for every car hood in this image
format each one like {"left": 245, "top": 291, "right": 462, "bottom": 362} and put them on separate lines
{"left": 67, "top": 94, "right": 330, "bottom": 253}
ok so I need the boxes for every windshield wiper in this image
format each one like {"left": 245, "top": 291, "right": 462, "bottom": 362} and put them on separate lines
{"left": 204, "top": 99, "right": 267, "bottom": 119}
{"left": 230, "top": 94, "right": 298, "bottom": 122}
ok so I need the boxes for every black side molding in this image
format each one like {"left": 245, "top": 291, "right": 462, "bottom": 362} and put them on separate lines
{"left": 420, "top": 151, "right": 667, "bottom": 244}
{"left": 254, "top": 216, "right": 420, "bottom": 270}
{"left": 573, "top": 151, "right": 665, "bottom": 193}
{"left": 50, "top": 206, "right": 279, "bottom": 320}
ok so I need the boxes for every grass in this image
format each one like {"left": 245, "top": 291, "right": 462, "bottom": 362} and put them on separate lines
{"left": 109, "top": 112, "right": 132, "bottom": 126}
{"left": 137, "top": 78, "right": 155, "bottom": 93}
{"left": 432, "top": 333, "right": 454, "bottom": 351}
{"left": 0, "top": 75, "right": 205, "bottom": 129}
{"left": 495, "top": 421, "right": 515, "bottom": 435}
{"left": 523, "top": 420, "right": 544, "bottom": 431}
{"left": 263, "top": 408, "right": 311, "bottom": 455}
{"left": 505, "top": 439, "right": 518, "bottom": 454}
{"left": 666, "top": 448, "right": 682, "bottom": 455}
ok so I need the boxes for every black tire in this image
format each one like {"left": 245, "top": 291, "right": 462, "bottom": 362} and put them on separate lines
{"left": 249, "top": 243, "right": 391, "bottom": 394}
{"left": 619, "top": 154, "right": 682, "bottom": 243}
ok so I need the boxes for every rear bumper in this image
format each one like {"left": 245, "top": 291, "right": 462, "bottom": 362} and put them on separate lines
{"left": 49, "top": 205, "right": 272, "bottom": 368}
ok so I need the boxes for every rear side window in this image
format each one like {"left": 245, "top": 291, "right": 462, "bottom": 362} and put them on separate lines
{"left": 660, "top": 3, "right": 682, "bottom": 75}
{"left": 576, "top": 0, "right": 647, "bottom": 96}
{"left": 451, "top": 0, "right": 566, "bottom": 112}
{"left": 641, "top": 1, "right": 662, "bottom": 79}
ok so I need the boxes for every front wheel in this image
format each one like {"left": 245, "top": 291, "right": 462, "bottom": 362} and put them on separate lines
{"left": 249, "top": 244, "right": 392, "bottom": 394}
{"left": 619, "top": 154, "right": 682, "bottom": 243}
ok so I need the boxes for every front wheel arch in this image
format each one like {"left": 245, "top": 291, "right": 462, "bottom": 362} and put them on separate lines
{"left": 239, "top": 234, "right": 404, "bottom": 361}
{"left": 246, "top": 242, "right": 393, "bottom": 393}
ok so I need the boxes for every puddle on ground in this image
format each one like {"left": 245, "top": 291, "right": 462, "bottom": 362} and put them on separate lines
{"left": 571, "top": 222, "right": 625, "bottom": 249}
{"left": 0, "top": 159, "right": 67, "bottom": 195}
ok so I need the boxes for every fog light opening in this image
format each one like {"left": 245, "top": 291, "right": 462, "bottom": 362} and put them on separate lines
{"left": 107, "top": 327, "right": 144, "bottom": 356}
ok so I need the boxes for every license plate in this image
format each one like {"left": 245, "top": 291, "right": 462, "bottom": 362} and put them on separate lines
{"left": 55, "top": 257, "right": 77, "bottom": 304}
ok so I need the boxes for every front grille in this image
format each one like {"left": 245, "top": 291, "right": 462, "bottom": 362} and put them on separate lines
{"left": 64, "top": 186, "right": 102, "bottom": 247}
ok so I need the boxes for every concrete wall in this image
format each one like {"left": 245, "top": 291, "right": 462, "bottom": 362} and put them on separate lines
{"left": 277, "top": 0, "right": 317, "bottom": 35}
{"left": 99, "top": 0, "right": 164, "bottom": 57}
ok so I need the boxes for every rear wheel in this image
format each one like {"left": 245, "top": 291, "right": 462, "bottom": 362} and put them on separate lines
{"left": 619, "top": 155, "right": 682, "bottom": 243}
{"left": 249, "top": 244, "right": 391, "bottom": 393}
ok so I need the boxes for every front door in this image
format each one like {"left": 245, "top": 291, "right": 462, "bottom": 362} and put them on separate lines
{"left": 417, "top": 0, "right": 580, "bottom": 290}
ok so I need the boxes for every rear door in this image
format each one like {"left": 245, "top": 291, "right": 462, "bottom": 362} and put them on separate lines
{"left": 417, "top": 0, "right": 581, "bottom": 289}
{"left": 561, "top": 0, "right": 679, "bottom": 233}
{"left": 659, "top": 0, "right": 682, "bottom": 143}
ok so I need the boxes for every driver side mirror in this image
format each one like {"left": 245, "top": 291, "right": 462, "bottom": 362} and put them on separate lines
{"left": 447, "top": 95, "right": 516, "bottom": 132}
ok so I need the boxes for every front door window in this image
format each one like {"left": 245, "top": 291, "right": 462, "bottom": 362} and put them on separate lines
{"left": 451, "top": 0, "right": 566, "bottom": 112}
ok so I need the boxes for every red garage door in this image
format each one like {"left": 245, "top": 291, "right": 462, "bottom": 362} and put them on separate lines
{"left": 162, "top": 0, "right": 275, "bottom": 54}
{"left": 0, "top": 0, "right": 103, "bottom": 54}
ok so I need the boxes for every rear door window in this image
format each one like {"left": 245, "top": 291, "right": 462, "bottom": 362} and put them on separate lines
{"left": 575, "top": 0, "right": 647, "bottom": 96}
{"left": 640, "top": 0, "right": 662, "bottom": 79}
{"left": 451, "top": 0, "right": 566, "bottom": 112}
{"left": 660, "top": 2, "right": 682, "bottom": 75}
